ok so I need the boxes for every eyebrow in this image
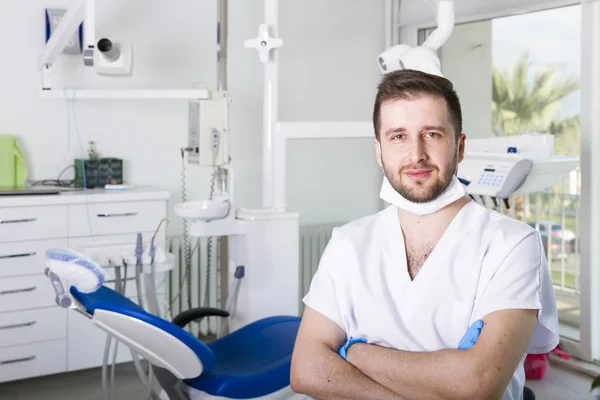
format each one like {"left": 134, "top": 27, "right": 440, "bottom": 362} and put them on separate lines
{"left": 383, "top": 125, "right": 448, "bottom": 137}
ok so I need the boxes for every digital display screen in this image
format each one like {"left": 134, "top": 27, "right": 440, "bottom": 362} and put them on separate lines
{"left": 484, "top": 168, "right": 495, "bottom": 172}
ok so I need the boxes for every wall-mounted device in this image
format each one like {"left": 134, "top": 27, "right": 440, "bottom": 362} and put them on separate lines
{"left": 457, "top": 133, "right": 580, "bottom": 199}
{"left": 188, "top": 91, "right": 230, "bottom": 166}
{"left": 94, "top": 37, "right": 132, "bottom": 75}
{"left": 459, "top": 155, "right": 533, "bottom": 199}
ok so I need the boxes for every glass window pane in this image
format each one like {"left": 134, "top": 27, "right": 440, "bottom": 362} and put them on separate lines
{"left": 492, "top": 5, "right": 582, "bottom": 341}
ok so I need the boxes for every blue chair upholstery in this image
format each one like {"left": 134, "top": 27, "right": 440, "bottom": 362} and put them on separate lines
{"left": 71, "top": 286, "right": 218, "bottom": 372}
{"left": 70, "top": 286, "right": 301, "bottom": 399}
{"left": 187, "top": 316, "right": 300, "bottom": 398}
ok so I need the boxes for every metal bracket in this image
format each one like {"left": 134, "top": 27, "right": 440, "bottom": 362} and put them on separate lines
{"left": 244, "top": 24, "right": 283, "bottom": 63}
{"left": 44, "top": 267, "right": 73, "bottom": 308}
{"left": 83, "top": 47, "right": 94, "bottom": 66}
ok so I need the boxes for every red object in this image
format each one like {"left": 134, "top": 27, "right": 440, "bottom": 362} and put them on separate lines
{"left": 524, "top": 345, "right": 571, "bottom": 380}
{"left": 524, "top": 354, "right": 548, "bottom": 380}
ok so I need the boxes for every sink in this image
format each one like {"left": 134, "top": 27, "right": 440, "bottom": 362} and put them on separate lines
{"left": 174, "top": 200, "right": 230, "bottom": 221}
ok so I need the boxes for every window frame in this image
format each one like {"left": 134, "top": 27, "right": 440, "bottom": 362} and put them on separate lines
{"left": 394, "top": 0, "right": 597, "bottom": 362}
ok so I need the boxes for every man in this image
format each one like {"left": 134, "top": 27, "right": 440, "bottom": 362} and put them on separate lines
{"left": 290, "top": 69, "right": 559, "bottom": 400}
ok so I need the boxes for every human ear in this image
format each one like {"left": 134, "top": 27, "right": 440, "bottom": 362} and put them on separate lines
{"left": 457, "top": 134, "right": 466, "bottom": 163}
{"left": 374, "top": 139, "right": 383, "bottom": 168}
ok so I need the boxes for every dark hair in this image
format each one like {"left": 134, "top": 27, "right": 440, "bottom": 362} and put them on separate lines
{"left": 372, "top": 69, "right": 462, "bottom": 141}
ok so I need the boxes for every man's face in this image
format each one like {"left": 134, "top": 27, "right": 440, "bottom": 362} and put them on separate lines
{"left": 375, "top": 95, "right": 466, "bottom": 203}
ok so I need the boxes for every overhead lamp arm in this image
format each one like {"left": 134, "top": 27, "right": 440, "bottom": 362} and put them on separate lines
{"left": 377, "top": 0, "right": 454, "bottom": 77}
{"left": 422, "top": 0, "right": 455, "bottom": 51}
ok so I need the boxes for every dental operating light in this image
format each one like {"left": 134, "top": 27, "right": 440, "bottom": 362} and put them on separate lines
{"left": 378, "top": 0, "right": 455, "bottom": 77}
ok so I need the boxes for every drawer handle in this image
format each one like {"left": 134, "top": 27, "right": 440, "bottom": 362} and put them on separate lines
{"left": 0, "top": 355, "right": 36, "bottom": 365}
{"left": 0, "top": 286, "right": 37, "bottom": 295}
{"left": 0, "top": 252, "right": 37, "bottom": 260}
{"left": 0, "top": 218, "right": 37, "bottom": 224}
{"left": 0, "top": 321, "right": 36, "bottom": 330}
{"left": 97, "top": 212, "right": 138, "bottom": 218}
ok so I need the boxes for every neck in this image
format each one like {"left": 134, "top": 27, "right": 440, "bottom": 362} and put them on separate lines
{"left": 397, "top": 196, "right": 471, "bottom": 232}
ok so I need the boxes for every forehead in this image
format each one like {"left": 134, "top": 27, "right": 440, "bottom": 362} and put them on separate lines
{"left": 379, "top": 95, "right": 452, "bottom": 132}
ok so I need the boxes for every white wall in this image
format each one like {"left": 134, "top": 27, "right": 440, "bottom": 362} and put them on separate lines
{"left": 279, "top": 1, "right": 386, "bottom": 225}
{"left": 440, "top": 20, "right": 492, "bottom": 139}
{"left": 0, "top": 0, "right": 387, "bottom": 232}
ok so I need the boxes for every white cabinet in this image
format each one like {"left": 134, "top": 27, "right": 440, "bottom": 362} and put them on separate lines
{"left": 0, "top": 188, "right": 170, "bottom": 383}
{"left": 68, "top": 200, "right": 167, "bottom": 237}
{"left": 0, "top": 205, "right": 68, "bottom": 242}
{"left": 0, "top": 340, "right": 67, "bottom": 382}
{"left": 0, "top": 307, "right": 67, "bottom": 347}
{"left": 0, "top": 274, "right": 58, "bottom": 312}
{"left": 0, "top": 239, "right": 68, "bottom": 278}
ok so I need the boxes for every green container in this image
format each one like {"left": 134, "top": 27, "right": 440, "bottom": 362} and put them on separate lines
{"left": 0, "top": 135, "right": 28, "bottom": 188}
{"left": 74, "top": 158, "right": 123, "bottom": 188}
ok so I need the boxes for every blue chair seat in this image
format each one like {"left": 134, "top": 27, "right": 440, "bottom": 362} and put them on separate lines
{"left": 71, "top": 286, "right": 301, "bottom": 399}
{"left": 187, "top": 316, "right": 300, "bottom": 398}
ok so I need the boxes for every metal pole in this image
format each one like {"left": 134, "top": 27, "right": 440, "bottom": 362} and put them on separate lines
{"left": 264, "top": 0, "right": 279, "bottom": 209}
{"left": 217, "top": 0, "right": 228, "bottom": 91}
{"left": 217, "top": 0, "right": 229, "bottom": 336}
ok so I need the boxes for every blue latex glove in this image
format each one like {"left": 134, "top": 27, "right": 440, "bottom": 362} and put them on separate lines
{"left": 338, "top": 319, "right": 483, "bottom": 360}
{"left": 458, "top": 319, "right": 484, "bottom": 350}
{"left": 338, "top": 337, "right": 368, "bottom": 360}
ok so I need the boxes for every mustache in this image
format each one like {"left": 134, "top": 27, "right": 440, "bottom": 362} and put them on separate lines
{"left": 400, "top": 164, "right": 437, "bottom": 172}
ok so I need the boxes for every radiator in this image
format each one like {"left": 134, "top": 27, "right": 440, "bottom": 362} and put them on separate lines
{"left": 167, "top": 222, "right": 340, "bottom": 334}
{"left": 167, "top": 235, "right": 221, "bottom": 337}
{"left": 299, "top": 222, "right": 340, "bottom": 300}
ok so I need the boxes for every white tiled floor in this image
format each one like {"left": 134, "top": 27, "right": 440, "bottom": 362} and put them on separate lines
{"left": 0, "top": 361, "right": 595, "bottom": 400}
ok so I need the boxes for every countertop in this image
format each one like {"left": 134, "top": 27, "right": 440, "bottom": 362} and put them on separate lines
{"left": 0, "top": 186, "right": 170, "bottom": 207}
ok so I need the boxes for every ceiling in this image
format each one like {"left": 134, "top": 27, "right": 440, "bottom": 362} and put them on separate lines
{"left": 399, "top": 0, "right": 580, "bottom": 26}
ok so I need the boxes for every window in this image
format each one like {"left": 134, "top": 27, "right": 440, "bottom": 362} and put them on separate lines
{"left": 491, "top": 5, "right": 582, "bottom": 342}
{"left": 417, "top": 3, "right": 584, "bottom": 346}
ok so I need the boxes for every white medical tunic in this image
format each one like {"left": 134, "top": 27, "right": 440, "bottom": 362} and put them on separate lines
{"left": 303, "top": 201, "right": 559, "bottom": 400}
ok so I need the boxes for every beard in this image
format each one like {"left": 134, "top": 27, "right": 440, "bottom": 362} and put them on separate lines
{"left": 382, "top": 155, "right": 458, "bottom": 203}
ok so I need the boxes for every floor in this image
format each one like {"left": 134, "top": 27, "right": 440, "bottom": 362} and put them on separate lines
{"left": 0, "top": 361, "right": 595, "bottom": 400}
{"left": 526, "top": 363, "right": 594, "bottom": 400}
{"left": 0, "top": 363, "right": 149, "bottom": 400}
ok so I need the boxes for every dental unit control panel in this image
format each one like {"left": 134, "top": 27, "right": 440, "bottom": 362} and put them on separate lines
{"left": 460, "top": 155, "right": 533, "bottom": 199}
{"left": 457, "top": 133, "right": 579, "bottom": 201}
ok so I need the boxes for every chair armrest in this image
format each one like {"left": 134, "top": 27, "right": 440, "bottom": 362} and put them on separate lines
{"left": 172, "top": 307, "right": 230, "bottom": 328}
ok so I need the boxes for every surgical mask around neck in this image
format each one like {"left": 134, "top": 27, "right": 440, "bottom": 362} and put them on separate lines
{"left": 379, "top": 173, "right": 466, "bottom": 215}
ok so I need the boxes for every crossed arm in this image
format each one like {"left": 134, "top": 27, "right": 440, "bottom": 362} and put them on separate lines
{"left": 290, "top": 306, "right": 538, "bottom": 400}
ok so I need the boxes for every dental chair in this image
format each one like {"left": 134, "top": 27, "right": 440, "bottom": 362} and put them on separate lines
{"left": 70, "top": 283, "right": 537, "bottom": 400}
{"left": 69, "top": 285, "right": 306, "bottom": 400}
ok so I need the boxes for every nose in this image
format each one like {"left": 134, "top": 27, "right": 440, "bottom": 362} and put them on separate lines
{"left": 408, "top": 136, "right": 427, "bottom": 165}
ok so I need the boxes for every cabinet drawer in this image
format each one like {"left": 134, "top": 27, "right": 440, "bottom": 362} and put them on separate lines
{"left": 0, "top": 339, "right": 67, "bottom": 383}
{"left": 0, "top": 274, "right": 56, "bottom": 313}
{"left": 0, "top": 205, "right": 67, "bottom": 242}
{"left": 0, "top": 307, "right": 67, "bottom": 347}
{"left": 0, "top": 239, "right": 68, "bottom": 278}
{"left": 68, "top": 201, "right": 166, "bottom": 237}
